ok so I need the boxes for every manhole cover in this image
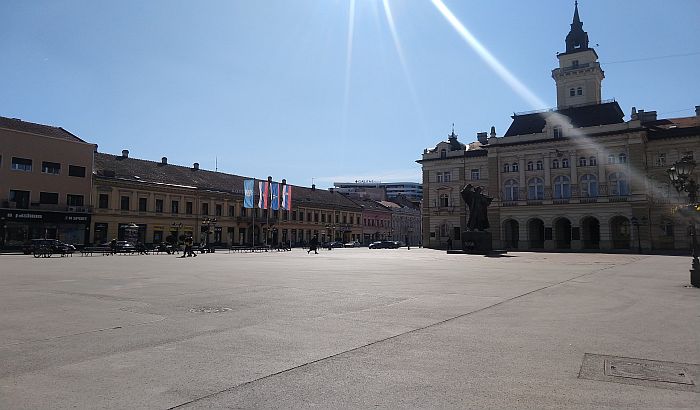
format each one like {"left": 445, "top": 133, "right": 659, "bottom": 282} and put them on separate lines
{"left": 579, "top": 353, "right": 699, "bottom": 392}
{"left": 189, "top": 307, "right": 232, "bottom": 314}
{"left": 605, "top": 359, "right": 693, "bottom": 385}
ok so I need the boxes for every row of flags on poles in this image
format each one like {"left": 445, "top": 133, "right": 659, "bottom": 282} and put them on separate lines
{"left": 243, "top": 179, "right": 292, "bottom": 210}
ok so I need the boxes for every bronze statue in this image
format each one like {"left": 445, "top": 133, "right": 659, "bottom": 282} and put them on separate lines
{"left": 460, "top": 184, "right": 493, "bottom": 231}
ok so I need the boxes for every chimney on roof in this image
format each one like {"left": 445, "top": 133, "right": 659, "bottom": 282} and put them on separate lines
{"left": 476, "top": 132, "right": 488, "bottom": 144}
{"left": 490, "top": 126, "right": 496, "bottom": 139}
{"left": 193, "top": 162, "right": 199, "bottom": 170}
{"left": 695, "top": 105, "right": 700, "bottom": 116}
{"left": 637, "top": 110, "right": 657, "bottom": 123}
{"left": 161, "top": 157, "right": 168, "bottom": 165}
{"left": 311, "top": 184, "right": 316, "bottom": 190}
{"left": 121, "top": 149, "right": 129, "bottom": 158}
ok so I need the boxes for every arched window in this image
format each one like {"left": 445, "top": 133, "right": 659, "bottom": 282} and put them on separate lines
{"left": 552, "top": 159, "right": 560, "bottom": 169}
{"left": 580, "top": 174, "right": 598, "bottom": 197}
{"left": 440, "top": 149, "right": 447, "bottom": 159}
{"left": 536, "top": 160, "right": 543, "bottom": 170}
{"left": 439, "top": 193, "right": 449, "bottom": 207}
{"left": 528, "top": 177, "right": 544, "bottom": 200}
{"left": 578, "top": 157, "right": 587, "bottom": 167}
{"left": 512, "top": 162, "right": 519, "bottom": 172}
{"left": 609, "top": 172, "right": 629, "bottom": 196}
{"left": 569, "top": 88, "right": 575, "bottom": 97}
{"left": 503, "top": 180, "right": 519, "bottom": 201}
{"left": 553, "top": 175, "right": 571, "bottom": 199}
{"left": 577, "top": 87, "right": 583, "bottom": 96}
{"left": 527, "top": 161, "right": 534, "bottom": 171}
{"left": 607, "top": 154, "right": 616, "bottom": 164}
{"left": 562, "top": 158, "right": 569, "bottom": 168}
{"left": 618, "top": 153, "right": 627, "bottom": 164}
{"left": 503, "top": 163, "right": 510, "bottom": 173}
{"left": 589, "top": 156, "right": 597, "bottom": 166}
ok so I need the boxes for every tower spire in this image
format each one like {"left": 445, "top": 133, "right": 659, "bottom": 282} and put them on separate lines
{"left": 565, "top": 1, "right": 589, "bottom": 53}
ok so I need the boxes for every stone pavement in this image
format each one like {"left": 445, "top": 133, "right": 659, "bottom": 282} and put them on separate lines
{"left": 0, "top": 249, "right": 697, "bottom": 409}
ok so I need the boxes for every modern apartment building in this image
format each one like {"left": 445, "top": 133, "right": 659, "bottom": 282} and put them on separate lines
{"left": 332, "top": 181, "right": 422, "bottom": 202}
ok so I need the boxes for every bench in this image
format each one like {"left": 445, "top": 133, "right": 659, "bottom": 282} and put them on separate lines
{"left": 80, "top": 246, "right": 112, "bottom": 256}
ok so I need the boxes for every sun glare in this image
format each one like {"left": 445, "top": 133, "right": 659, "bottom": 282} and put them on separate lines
{"left": 429, "top": 0, "right": 661, "bottom": 198}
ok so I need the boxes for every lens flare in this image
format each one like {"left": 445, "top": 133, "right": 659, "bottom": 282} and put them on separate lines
{"left": 382, "top": 0, "right": 427, "bottom": 133}
{"left": 430, "top": 0, "right": 665, "bottom": 199}
{"left": 341, "top": 0, "right": 357, "bottom": 139}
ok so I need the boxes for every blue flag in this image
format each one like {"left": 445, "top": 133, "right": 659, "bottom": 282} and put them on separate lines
{"left": 243, "top": 179, "right": 255, "bottom": 208}
{"left": 271, "top": 182, "right": 279, "bottom": 211}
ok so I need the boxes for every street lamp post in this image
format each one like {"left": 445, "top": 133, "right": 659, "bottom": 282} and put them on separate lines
{"left": 630, "top": 216, "right": 645, "bottom": 254}
{"left": 667, "top": 155, "right": 699, "bottom": 287}
{"left": 325, "top": 223, "right": 336, "bottom": 248}
{"left": 171, "top": 222, "right": 182, "bottom": 253}
{"left": 202, "top": 217, "right": 217, "bottom": 252}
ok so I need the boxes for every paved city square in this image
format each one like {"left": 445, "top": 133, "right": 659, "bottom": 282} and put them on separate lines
{"left": 1, "top": 249, "right": 698, "bottom": 409}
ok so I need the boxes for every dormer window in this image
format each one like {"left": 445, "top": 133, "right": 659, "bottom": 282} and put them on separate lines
{"left": 553, "top": 126, "right": 563, "bottom": 138}
{"left": 440, "top": 149, "right": 447, "bottom": 159}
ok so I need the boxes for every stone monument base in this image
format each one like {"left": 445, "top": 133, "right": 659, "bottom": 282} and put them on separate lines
{"left": 446, "top": 231, "right": 507, "bottom": 256}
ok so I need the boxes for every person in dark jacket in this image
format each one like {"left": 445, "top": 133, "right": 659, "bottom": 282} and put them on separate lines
{"left": 308, "top": 235, "right": 319, "bottom": 254}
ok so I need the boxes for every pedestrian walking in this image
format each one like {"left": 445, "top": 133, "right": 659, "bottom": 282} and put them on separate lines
{"left": 110, "top": 238, "right": 117, "bottom": 255}
{"left": 181, "top": 235, "right": 197, "bottom": 258}
{"left": 447, "top": 237, "right": 452, "bottom": 250}
{"left": 308, "top": 234, "right": 319, "bottom": 254}
{"left": 405, "top": 235, "right": 410, "bottom": 250}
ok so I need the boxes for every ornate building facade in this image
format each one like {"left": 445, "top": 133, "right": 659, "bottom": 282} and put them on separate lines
{"left": 419, "top": 4, "right": 699, "bottom": 252}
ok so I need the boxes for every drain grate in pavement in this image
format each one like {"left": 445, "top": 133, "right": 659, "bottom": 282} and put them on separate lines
{"left": 189, "top": 306, "right": 232, "bottom": 314}
{"left": 579, "top": 353, "right": 698, "bottom": 392}
{"left": 605, "top": 358, "right": 693, "bottom": 385}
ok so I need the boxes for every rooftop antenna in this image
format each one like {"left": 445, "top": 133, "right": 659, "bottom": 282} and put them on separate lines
{"left": 215, "top": 156, "right": 218, "bottom": 172}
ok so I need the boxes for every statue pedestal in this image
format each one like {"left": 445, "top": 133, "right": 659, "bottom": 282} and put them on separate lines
{"left": 462, "top": 231, "right": 492, "bottom": 253}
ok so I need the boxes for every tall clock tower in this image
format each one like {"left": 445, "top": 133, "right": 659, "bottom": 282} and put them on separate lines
{"left": 552, "top": 2, "right": 604, "bottom": 109}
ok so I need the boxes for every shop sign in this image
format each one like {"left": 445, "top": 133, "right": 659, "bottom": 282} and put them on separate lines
{"left": 1, "top": 210, "right": 90, "bottom": 224}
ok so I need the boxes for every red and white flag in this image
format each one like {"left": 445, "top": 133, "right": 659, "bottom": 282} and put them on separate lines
{"left": 281, "top": 185, "right": 292, "bottom": 210}
{"left": 258, "top": 181, "right": 269, "bottom": 209}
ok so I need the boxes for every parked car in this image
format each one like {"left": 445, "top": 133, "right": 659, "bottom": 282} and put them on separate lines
{"left": 344, "top": 241, "right": 361, "bottom": 248}
{"left": 368, "top": 240, "right": 400, "bottom": 249}
{"left": 23, "top": 239, "right": 76, "bottom": 255}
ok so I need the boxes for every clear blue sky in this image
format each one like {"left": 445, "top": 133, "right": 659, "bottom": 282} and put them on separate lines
{"left": 2, "top": 0, "right": 699, "bottom": 188}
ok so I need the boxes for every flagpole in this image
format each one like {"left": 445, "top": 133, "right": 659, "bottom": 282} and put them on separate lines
{"left": 252, "top": 179, "right": 256, "bottom": 247}
{"left": 265, "top": 176, "right": 272, "bottom": 248}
